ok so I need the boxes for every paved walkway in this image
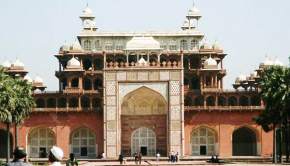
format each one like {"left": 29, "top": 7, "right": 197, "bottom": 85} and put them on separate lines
{"left": 78, "top": 160, "right": 285, "bottom": 166}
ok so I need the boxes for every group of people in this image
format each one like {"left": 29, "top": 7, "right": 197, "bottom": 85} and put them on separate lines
{"left": 6, "top": 146, "right": 78, "bottom": 166}
{"left": 168, "top": 151, "right": 179, "bottom": 163}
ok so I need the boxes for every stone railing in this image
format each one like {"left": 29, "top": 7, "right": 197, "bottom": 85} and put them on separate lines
{"left": 184, "top": 106, "right": 264, "bottom": 112}
{"left": 106, "top": 61, "right": 182, "bottom": 69}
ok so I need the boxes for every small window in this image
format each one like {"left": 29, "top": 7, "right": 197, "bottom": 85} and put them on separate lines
{"left": 180, "top": 40, "right": 188, "bottom": 50}
{"left": 190, "top": 40, "right": 198, "bottom": 50}
{"left": 84, "top": 40, "right": 91, "bottom": 50}
{"left": 94, "top": 40, "right": 101, "bottom": 50}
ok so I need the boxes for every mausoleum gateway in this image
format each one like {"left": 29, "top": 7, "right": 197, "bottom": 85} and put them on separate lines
{"left": 1, "top": 3, "right": 280, "bottom": 159}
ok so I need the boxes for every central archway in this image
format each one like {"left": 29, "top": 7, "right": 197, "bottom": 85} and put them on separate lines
{"left": 232, "top": 127, "right": 257, "bottom": 156}
{"left": 131, "top": 127, "right": 156, "bottom": 156}
{"left": 121, "top": 86, "right": 167, "bottom": 156}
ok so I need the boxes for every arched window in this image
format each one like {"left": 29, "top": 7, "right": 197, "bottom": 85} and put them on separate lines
{"left": 206, "top": 96, "right": 215, "bottom": 106}
{"left": 28, "top": 128, "right": 55, "bottom": 158}
{"left": 83, "top": 58, "right": 92, "bottom": 70}
{"left": 228, "top": 96, "right": 237, "bottom": 106}
{"left": 218, "top": 96, "right": 226, "bottom": 106}
{"left": 94, "top": 78, "right": 102, "bottom": 90}
{"left": 180, "top": 40, "right": 188, "bottom": 50}
{"left": 0, "top": 129, "right": 13, "bottom": 158}
{"left": 61, "top": 79, "right": 67, "bottom": 90}
{"left": 185, "top": 96, "right": 193, "bottom": 106}
{"left": 194, "top": 96, "right": 204, "bottom": 106}
{"left": 71, "top": 128, "right": 96, "bottom": 158}
{"left": 58, "top": 97, "right": 66, "bottom": 108}
{"left": 251, "top": 95, "right": 261, "bottom": 106}
{"left": 94, "top": 58, "right": 103, "bottom": 70}
{"left": 169, "top": 41, "right": 177, "bottom": 50}
{"left": 71, "top": 78, "right": 79, "bottom": 88}
{"left": 131, "top": 127, "right": 156, "bottom": 156}
{"left": 92, "top": 98, "right": 102, "bottom": 111}
{"left": 191, "top": 76, "right": 200, "bottom": 89}
{"left": 36, "top": 98, "right": 45, "bottom": 108}
{"left": 190, "top": 39, "right": 198, "bottom": 50}
{"left": 81, "top": 96, "right": 90, "bottom": 108}
{"left": 69, "top": 97, "right": 78, "bottom": 108}
{"left": 191, "top": 127, "right": 216, "bottom": 156}
{"left": 83, "top": 78, "right": 92, "bottom": 90}
{"left": 47, "top": 98, "right": 56, "bottom": 108}
{"left": 232, "top": 127, "right": 257, "bottom": 156}
{"left": 94, "top": 40, "right": 101, "bottom": 50}
{"left": 239, "top": 96, "right": 249, "bottom": 106}
{"left": 84, "top": 40, "right": 91, "bottom": 50}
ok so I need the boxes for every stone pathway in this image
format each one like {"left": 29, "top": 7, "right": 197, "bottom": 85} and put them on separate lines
{"left": 78, "top": 160, "right": 284, "bottom": 166}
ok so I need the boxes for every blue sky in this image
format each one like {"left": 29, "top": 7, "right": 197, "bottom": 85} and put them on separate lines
{"left": 0, "top": 0, "right": 289, "bottom": 90}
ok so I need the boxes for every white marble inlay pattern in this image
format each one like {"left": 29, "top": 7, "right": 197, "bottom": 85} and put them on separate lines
{"left": 106, "top": 96, "right": 116, "bottom": 106}
{"left": 107, "top": 131, "right": 117, "bottom": 145}
{"left": 106, "top": 81, "right": 116, "bottom": 95}
{"left": 171, "top": 131, "right": 181, "bottom": 145}
{"left": 117, "top": 72, "right": 127, "bottom": 81}
{"left": 160, "top": 71, "right": 170, "bottom": 80}
{"left": 170, "top": 95, "right": 180, "bottom": 105}
{"left": 119, "top": 82, "right": 168, "bottom": 103}
{"left": 106, "top": 106, "right": 116, "bottom": 120}
{"left": 170, "top": 81, "right": 180, "bottom": 95}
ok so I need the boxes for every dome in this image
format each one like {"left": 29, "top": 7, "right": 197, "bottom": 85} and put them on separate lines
{"left": 126, "top": 36, "right": 161, "bottom": 50}
{"left": 204, "top": 57, "right": 218, "bottom": 69}
{"left": 34, "top": 76, "right": 43, "bottom": 84}
{"left": 67, "top": 57, "right": 81, "bottom": 68}
{"left": 12, "top": 59, "right": 24, "bottom": 67}
{"left": 250, "top": 71, "right": 258, "bottom": 77}
{"left": 212, "top": 41, "right": 223, "bottom": 50}
{"left": 70, "top": 41, "right": 83, "bottom": 52}
{"left": 137, "top": 57, "right": 147, "bottom": 66}
{"left": 81, "top": 6, "right": 94, "bottom": 17}
{"left": 187, "top": 6, "right": 201, "bottom": 18}
{"left": 59, "top": 43, "right": 70, "bottom": 52}
{"left": 2, "top": 60, "right": 11, "bottom": 68}
{"left": 24, "top": 75, "right": 33, "bottom": 83}
{"left": 237, "top": 74, "right": 247, "bottom": 82}
{"left": 200, "top": 41, "right": 212, "bottom": 50}
{"left": 274, "top": 59, "right": 283, "bottom": 66}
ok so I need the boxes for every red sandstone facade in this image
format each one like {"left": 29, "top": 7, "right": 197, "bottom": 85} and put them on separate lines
{"left": 0, "top": 4, "right": 274, "bottom": 159}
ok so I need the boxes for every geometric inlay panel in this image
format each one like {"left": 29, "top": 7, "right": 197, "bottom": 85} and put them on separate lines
{"left": 171, "top": 131, "right": 181, "bottom": 145}
{"left": 107, "top": 131, "right": 117, "bottom": 145}
{"left": 106, "top": 81, "right": 116, "bottom": 96}
{"left": 170, "top": 81, "right": 180, "bottom": 95}
{"left": 138, "top": 72, "right": 148, "bottom": 81}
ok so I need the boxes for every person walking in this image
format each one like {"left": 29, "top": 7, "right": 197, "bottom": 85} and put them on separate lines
{"left": 134, "top": 153, "right": 138, "bottom": 165}
{"left": 48, "top": 146, "right": 64, "bottom": 166}
{"left": 7, "top": 147, "right": 32, "bottom": 166}
{"left": 138, "top": 152, "right": 142, "bottom": 165}
{"left": 156, "top": 152, "right": 160, "bottom": 162}
{"left": 118, "top": 154, "right": 124, "bottom": 165}
{"left": 66, "top": 153, "right": 78, "bottom": 166}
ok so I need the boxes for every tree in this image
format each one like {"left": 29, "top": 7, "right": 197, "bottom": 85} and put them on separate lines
{"left": 254, "top": 65, "right": 290, "bottom": 163}
{"left": 0, "top": 67, "right": 35, "bottom": 163}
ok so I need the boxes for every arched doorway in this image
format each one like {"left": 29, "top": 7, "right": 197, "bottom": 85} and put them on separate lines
{"left": 28, "top": 128, "right": 55, "bottom": 158}
{"left": 0, "top": 129, "right": 13, "bottom": 158}
{"left": 232, "top": 127, "right": 257, "bottom": 156}
{"left": 131, "top": 127, "right": 156, "bottom": 156}
{"left": 191, "top": 127, "right": 216, "bottom": 156}
{"left": 121, "top": 86, "right": 167, "bottom": 156}
{"left": 70, "top": 127, "right": 96, "bottom": 158}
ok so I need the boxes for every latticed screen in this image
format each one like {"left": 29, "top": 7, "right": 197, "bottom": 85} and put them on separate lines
{"left": 71, "top": 128, "right": 96, "bottom": 158}
{"left": 28, "top": 128, "right": 55, "bottom": 158}
{"left": 191, "top": 127, "right": 215, "bottom": 155}
{"left": 131, "top": 127, "right": 156, "bottom": 156}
